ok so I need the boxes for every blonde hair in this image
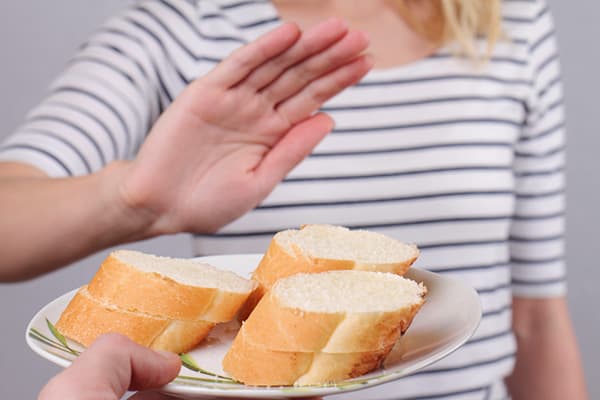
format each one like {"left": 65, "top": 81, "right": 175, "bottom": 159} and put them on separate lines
{"left": 394, "top": 0, "right": 502, "bottom": 57}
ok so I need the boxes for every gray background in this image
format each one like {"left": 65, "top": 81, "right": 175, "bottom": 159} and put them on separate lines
{"left": 0, "top": 1, "right": 598, "bottom": 398}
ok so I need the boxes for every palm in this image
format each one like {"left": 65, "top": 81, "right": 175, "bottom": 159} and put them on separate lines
{"left": 122, "top": 19, "right": 371, "bottom": 234}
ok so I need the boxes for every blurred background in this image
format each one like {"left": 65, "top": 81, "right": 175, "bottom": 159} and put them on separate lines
{"left": 0, "top": 1, "right": 598, "bottom": 398}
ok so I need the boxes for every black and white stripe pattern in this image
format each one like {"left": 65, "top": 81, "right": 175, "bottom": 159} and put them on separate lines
{"left": 0, "top": 0, "right": 565, "bottom": 398}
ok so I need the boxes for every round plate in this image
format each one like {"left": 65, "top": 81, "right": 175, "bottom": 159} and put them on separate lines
{"left": 26, "top": 254, "right": 481, "bottom": 399}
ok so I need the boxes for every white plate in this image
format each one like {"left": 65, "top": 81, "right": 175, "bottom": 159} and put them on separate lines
{"left": 27, "top": 254, "right": 481, "bottom": 399}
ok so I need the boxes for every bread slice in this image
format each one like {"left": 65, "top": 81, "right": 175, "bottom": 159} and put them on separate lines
{"left": 241, "top": 289, "right": 421, "bottom": 353}
{"left": 57, "top": 250, "right": 256, "bottom": 353}
{"left": 222, "top": 326, "right": 394, "bottom": 386}
{"left": 223, "top": 270, "right": 426, "bottom": 385}
{"left": 239, "top": 225, "right": 419, "bottom": 319}
{"left": 56, "top": 286, "right": 215, "bottom": 353}
{"left": 295, "top": 344, "right": 394, "bottom": 386}
{"left": 87, "top": 250, "right": 256, "bottom": 322}
{"left": 223, "top": 326, "right": 314, "bottom": 386}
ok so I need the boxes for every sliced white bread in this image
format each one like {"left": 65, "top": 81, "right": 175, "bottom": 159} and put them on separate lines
{"left": 87, "top": 250, "right": 256, "bottom": 322}
{"left": 223, "top": 270, "right": 426, "bottom": 385}
{"left": 240, "top": 225, "right": 419, "bottom": 320}
{"left": 222, "top": 326, "right": 394, "bottom": 386}
{"left": 55, "top": 286, "right": 215, "bottom": 353}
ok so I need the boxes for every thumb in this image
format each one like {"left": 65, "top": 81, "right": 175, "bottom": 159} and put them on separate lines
{"left": 39, "top": 334, "right": 181, "bottom": 400}
{"left": 255, "top": 112, "right": 334, "bottom": 192}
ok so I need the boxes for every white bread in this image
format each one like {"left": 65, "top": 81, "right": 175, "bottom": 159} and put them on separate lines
{"left": 57, "top": 250, "right": 256, "bottom": 353}
{"left": 55, "top": 286, "right": 215, "bottom": 353}
{"left": 239, "top": 225, "right": 419, "bottom": 319}
{"left": 223, "top": 270, "right": 426, "bottom": 385}
{"left": 241, "top": 282, "right": 421, "bottom": 353}
{"left": 222, "top": 325, "right": 394, "bottom": 386}
{"left": 87, "top": 250, "right": 256, "bottom": 322}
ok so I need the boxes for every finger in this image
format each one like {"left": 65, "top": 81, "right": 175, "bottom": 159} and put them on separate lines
{"left": 277, "top": 55, "right": 373, "bottom": 125}
{"left": 241, "top": 18, "right": 348, "bottom": 91}
{"left": 261, "top": 30, "right": 370, "bottom": 105}
{"left": 255, "top": 113, "right": 334, "bottom": 192}
{"left": 205, "top": 23, "right": 301, "bottom": 88}
{"left": 39, "top": 334, "right": 181, "bottom": 400}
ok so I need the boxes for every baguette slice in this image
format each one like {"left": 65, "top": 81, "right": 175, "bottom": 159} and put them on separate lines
{"left": 56, "top": 286, "right": 215, "bottom": 353}
{"left": 223, "top": 270, "right": 426, "bottom": 385}
{"left": 240, "top": 225, "right": 419, "bottom": 319}
{"left": 296, "top": 344, "right": 394, "bottom": 386}
{"left": 241, "top": 285, "right": 421, "bottom": 353}
{"left": 87, "top": 250, "right": 256, "bottom": 322}
{"left": 223, "top": 326, "right": 314, "bottom": 386}
{"left": 222, "top": 326, "right": 393, "bottom": 386}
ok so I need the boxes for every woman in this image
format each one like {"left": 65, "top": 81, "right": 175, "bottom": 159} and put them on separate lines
{"left": 0, "top": 0, "right": 587, "bottom": 399}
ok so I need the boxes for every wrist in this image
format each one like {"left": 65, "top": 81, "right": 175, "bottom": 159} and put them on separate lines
{"left": 99, "top": 161, "right": 163, "bottom": 241}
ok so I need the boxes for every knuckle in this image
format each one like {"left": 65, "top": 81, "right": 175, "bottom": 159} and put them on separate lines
{"left": 229, "top": 44, "right": 261, "bottom": 72}
{"left": 307, "top": 83, "right": 329, "bottom": 103}
{"left": 231, "top": 52, "right": 253, "bottom": 71}
{"left": 295, "top": 60, "right": 322, "bottom": 81}
{"left": 303, "top": 61, "right": 323, "bottom": 77}
{"left": 255, "top": 43, "right": 271, "bottom": 62}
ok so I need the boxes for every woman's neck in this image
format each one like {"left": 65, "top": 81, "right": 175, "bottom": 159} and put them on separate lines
{"left": 271, "top": 0, "right": 437, "bottom": 69}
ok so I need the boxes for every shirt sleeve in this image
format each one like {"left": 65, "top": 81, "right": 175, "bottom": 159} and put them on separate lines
{"left": 0, "top": 3, "right": 168, "bottom": 177}
{"left": 510, "top": 0, "right": 566, "bottom": 297}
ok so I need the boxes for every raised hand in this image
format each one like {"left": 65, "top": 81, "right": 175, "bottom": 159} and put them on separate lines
{"left": 0, "top": 19, "right": 371, "bottom": 281}
{"left": 119, "top": 18, "right": 372, "bottom": 234}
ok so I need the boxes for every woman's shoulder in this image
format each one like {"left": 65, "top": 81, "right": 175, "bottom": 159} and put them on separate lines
{"left": 501, "top": 0, "right": 555, "bottom": 46}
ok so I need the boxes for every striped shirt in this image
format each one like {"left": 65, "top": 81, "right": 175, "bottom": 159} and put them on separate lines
{"left": 0, "top": 0, "right": 565, "bottom": 398}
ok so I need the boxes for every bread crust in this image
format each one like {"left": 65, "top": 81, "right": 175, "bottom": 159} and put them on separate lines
{"left": 242, "top": 290, "right": 344, "bottom": 351}
{"left": 222, "top": 326, "right": 395, "bottom": 386}
{"left": 295, "top": 342, "right": 394, "bottom": 386}
{"left": 254, "top": 240, "right": 355, "bottom": 288}
{"left": 87, "top": 253, "right": 253, "bottom": 322}
{"left": 222, "top": 327, "right": 314, "bottom": 386}
{"left": 150, "top": 319, "right": 215, "bottom": 354}
{"left": 226, "top": 269, "right": 427, "bottom": 386}
{"left": 239, "top": 226, "right": 419, "bottom": 319}
{"left": 241, "top": 288, "right": 425, "bottom": 353}
{"left": 56, "top": 286, "right": 215, "bottom": 353}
